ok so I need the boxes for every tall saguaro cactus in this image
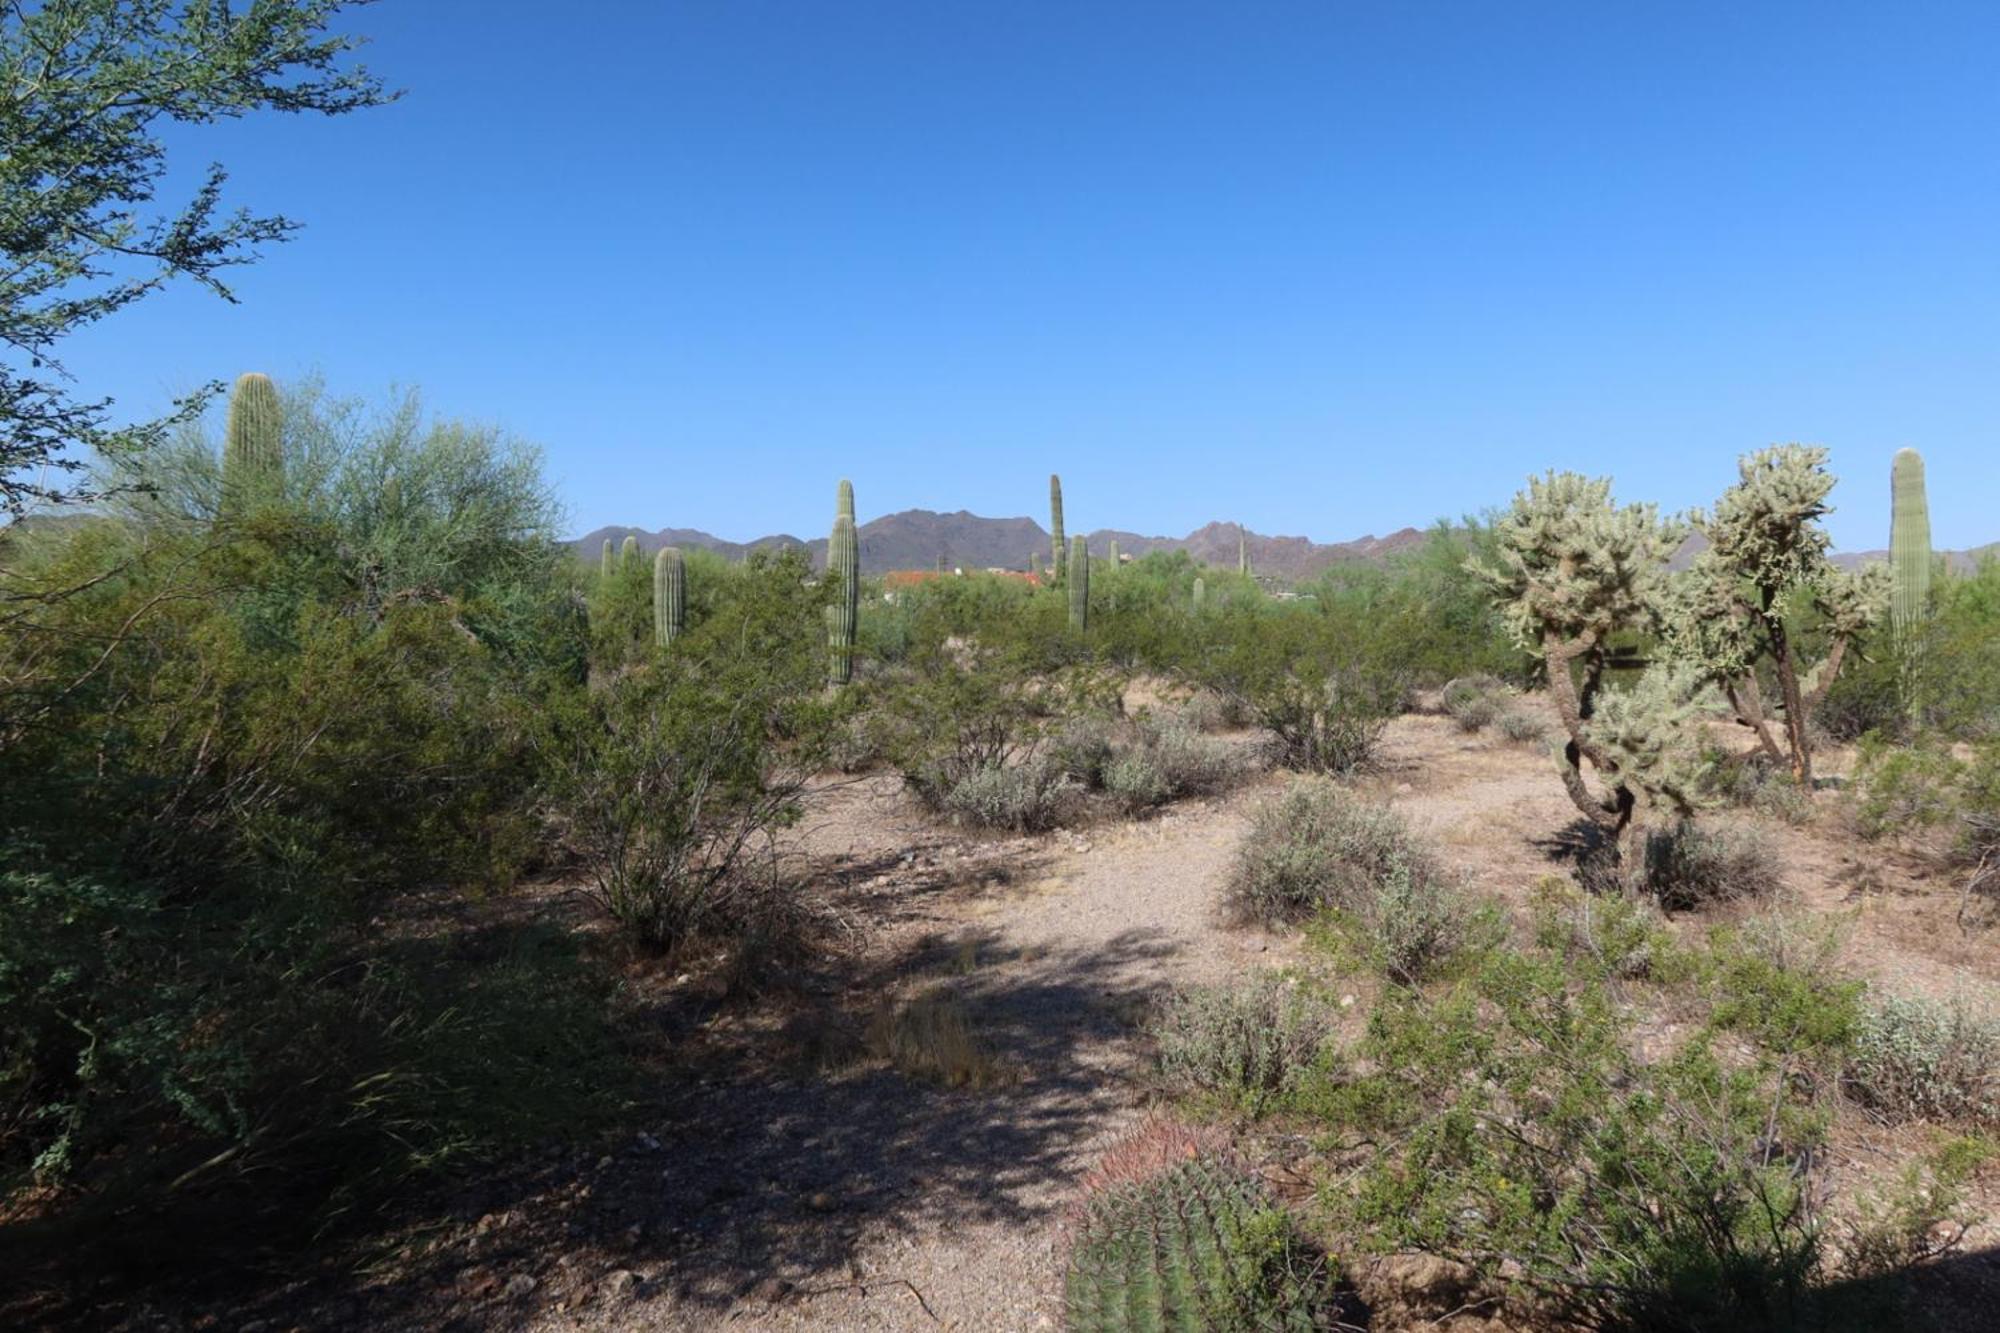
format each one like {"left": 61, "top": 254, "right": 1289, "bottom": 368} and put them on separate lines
{"left": 1028, "top": 550, "right": 1040, "bottom": 576}
{"left": 620, "top": 535, "right": 639, "bottom": 570}
{"left": 828, "top": 479, "right": 859, "bottom": 686}
{"left": 1890, "top": 447, "right": 1933, "bottom": 720}
{"left": 1890, "top": 448, "right": 1932, "bottom": 637}
{"left": 837, "top": 478, "right": 855, "bottom": 524}
{"left": 221, "top": 371, "right": 283, "bottom": 509}
{"left": 1049, "top": 474, "right": 1066, "bottom": 585}
{"left": 1192, "top": 576, "right": 1206, "bottom": 612}
{"left": 1237, "top": 526, "right": 1249, "bottom": 578}
{"left": 1068, "top": 534, "right": 1089, "bottom": 633}
{"left": 653, "top": 547, "right": 686, "bottom": 647}
{"left": 601, "top": 539, "right": 614, "bottom": 580}
{"left": 1107, "top": 539, "right": 1120, "bottom": 567}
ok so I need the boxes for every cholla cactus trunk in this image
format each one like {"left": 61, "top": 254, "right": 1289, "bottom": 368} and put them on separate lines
{"left": 1192, "top": 576, "right": 1205, "bottom": 612}
{"left": 1068, "top": 534, "right": 1089, "bottom": 633}
{"left": 221, "top": 372, "right": 283, "bottom": 510}
{"left": 620, "top": 534, "right": 639, "bottom": 569}
{"left": 1890, "top": 448, "right": 1933, "bottom": 723}
{"left": 601, "top": 538, "right": 614, "bottom": 580}
{"left": 827, "top": 514, "right": 859, "bottom": 685}
{"left": 1049, "top": 474, "right": 1066, "bottom": 585}
{"left": 653, "top": 547, "right": 686, "bottom": 647}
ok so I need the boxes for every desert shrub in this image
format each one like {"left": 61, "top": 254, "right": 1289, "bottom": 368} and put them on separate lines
{"left": 1101, "top": 751, "right": 1170, "bottom": 810}
{"left": 1229, "top": 779, "right": 1413, "bottom": 925}
{"left": 1151, "top": 973, "right": 1343, "bottom": 1113}
{"left": 1065, "top": 1151, "right": 1337, "bottom": 1332}
{"left": 1336, "top": 951, "right": 1834, "bottom": 1331}
{"left": 1495, "top": 706, "right": 1548, "bottom": 744}
{"left": 1705, "top": 913, "right": 1863, "bottom": 1062}
{"left": 1837, "top": 1139, "right": 1993, "bottom": 1285}
{"left": 1639, "top": 820, "right": 1785, "bottom": 911}
{"left": 939, "top": 758, "right": 1081, "bottom": 832}
{"left": 1174, "top": 689, "right": 1247, "bottom": 733}
{"left": 1845, "top": 993, "right": 2000, "bottom": 1126}
{"left": 1701, "top": 749, "right": 1813, "bottom": 824}
{"left": 1362, "top": 858, "right": 1481, "bottom": 986}
{"left": 1441, "top": 674, "right": 1506, "bottom": 731}
{"left": 1047, "top": 713, "right": 1119, "bottom": 788}
{"left": 1533, "top": 877, "right": 1682, "bottom": 981}
{"left": 1105, "top": 716, "right": 1245, "bottom": 812}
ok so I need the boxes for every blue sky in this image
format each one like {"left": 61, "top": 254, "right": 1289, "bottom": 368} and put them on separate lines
{"left": 63, "top": 1, "right": 2000, "bottom": 549}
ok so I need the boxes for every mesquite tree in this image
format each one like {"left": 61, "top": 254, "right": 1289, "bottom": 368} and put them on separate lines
{"left": 1469, "top": 472, "right": 1700, "bottom": 871}
{"left": 1671, "top": 445, "right": 1883, "bottom": 788}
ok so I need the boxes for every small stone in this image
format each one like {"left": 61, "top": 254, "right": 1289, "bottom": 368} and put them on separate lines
{"left": 601, "top": 1269, "right": 641, "bottom": 1301}
{"left": 635, "top": 1132, "right": 661, "bottom": 1151}
{"left": 457, "top": 1267, "right": 502, "bottom": 1300}
{"left": 807, "top": 1191, "right": 835, "bottom": 1212}
{"left": 504, "top": 1273, "right": 538, "bottom": 1298}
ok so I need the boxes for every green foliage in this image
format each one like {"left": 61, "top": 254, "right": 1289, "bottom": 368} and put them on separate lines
{"left": 1, "top": 0, "right": 392, "bottom": 517}
{"left": 1335, "top": 952, "right": 1833, "bottom": 1332}
{"left": 1065, "top": 1153, "right": 1335, "bottom": 1332}
{"left": 1531, "top": 876, "right": 1687, "bottom": 982}
{"left": 1703, "top": 912, "right": 1862, "bottom": 1061}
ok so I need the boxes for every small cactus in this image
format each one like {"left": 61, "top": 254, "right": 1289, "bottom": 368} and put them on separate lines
{"left": 1192, "top": 576, "right": 1206, "bottom": 612}
{"left": 1064, "top": 1153, "right": 1332, "bottom": 1332}
{"left": 620, "top": 534, "right": 639, "bottom": 569}
{"left": 1049, "top": 474, "right": 1066, "bottom": 585}
{"left": 221, "top": 371, "right": 283, "bottom": 510}
{"left": 1069, "top": 534, "right": 1089, "bottom": 633}
{"left": 827, "top": 483, "right": 859, "bottom": 686}
{"left": 653, "top": 547, "right": 685, "bottom": 647}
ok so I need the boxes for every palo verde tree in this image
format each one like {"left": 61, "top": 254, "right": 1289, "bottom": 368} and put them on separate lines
{"left": 1469, "top": 472, "right": 1702, "bottom": 874}
{"left": 1, "top": 0, "right": 393, "bottom": 517}
{"left": 1671, "top": 445, "right": 1883, "bottom": 788}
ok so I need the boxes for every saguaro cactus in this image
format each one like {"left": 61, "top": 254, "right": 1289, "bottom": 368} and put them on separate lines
{"left": 1890, "top": 448, "right": 1932, "bottom": 638}
{"left": 1049, "top": 474, "right": 1066, "bottom": 584}
{"left": 828, "top": 480, "right": 859, "bottom": 685}
{"left": 221, "top": 371, "right": 283, "bottom": 509}
{"left": 620, "top": 535, "right": 639, "bottom": 569}
{"left": 1028, "top": 549, "right": 1040, "bottom": 576}
{"left": 1192, "top": 576, "right": 1206, "bottom": 612}
{"left": 653, "top": 547, "right": 685, "bottom": 647}
{"left": 1107, "top": 538, "right": 1120, "bottom": 567}
{"left": 1068, "top": 534, "right": 1089, "bottom": 633}
{"left": 837, "top": 478, "right": 855, "bottom": 524}
{"left": 600, "top": 538, "right": 614, "bottom": 579}
{"left": 1238, "top": 526, "right": 1249, "bottom": 578}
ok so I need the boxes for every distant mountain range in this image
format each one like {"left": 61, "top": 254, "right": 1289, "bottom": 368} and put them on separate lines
{"left": 571, "top": 511, "right": 1432, "bottom": 582}
{"left": 574, "top": 511, "right": 1998, "bottom": 584}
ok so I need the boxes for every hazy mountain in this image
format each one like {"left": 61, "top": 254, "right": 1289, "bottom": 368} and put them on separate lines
{"left": 1673, "top": 531, "right": 1995, "bottom": 575}
{"left": 572, "top": 510, "right": 1431, "bottom": 581}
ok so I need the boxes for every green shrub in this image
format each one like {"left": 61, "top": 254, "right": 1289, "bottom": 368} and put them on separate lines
{"left": 1705, "top": 913, "right": 1864, "bottom": 1061}
{"left": 1532, "top": 877, "right": 1683, "bottom": 981}
{"left": 1229, "top": 779, "right": 1413, "bottom": 925}
{"left": 1639, "top": 821, "right": 1785, "bottom": 912}
{"left": 1101, "top": 751, "right": 1170, "bottom": 810}
{"left": 1442, "top": 674, "right": 1506, "bottom": 732}
{"left": 1845, "top": 993, "right": 2000, "bottom": 1126}
{"left": 1701, "top": 749, "right": 1813, "bottom": 824}
{"left": 1151, "top": 973, "right": 1343, "bottom": 1114}
{"left": 939, "top": 759, "right": 1081, "bottom": 832}
{"left": 1494, "top": 706, "right": 1548, "bottom": 744}
{"left": 1064, "top": 1151, "right": 1336, "bottom": 1332}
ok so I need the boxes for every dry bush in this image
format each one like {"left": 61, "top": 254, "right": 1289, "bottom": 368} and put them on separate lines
{"left": 1845, "top": 992, "right": 2000, "bottom": 1126}
{"left": 1495, "top": 706, "right": 1548, "bottom": 744}
{"left": 1151, "top": 972, "right": 1343, "bottom": 1112}
{"left": 1639, "top": 821, "right": 1785, "bottom": 912}
{"left": 866, "top": 988, "right": 1015, "bottom": 1089}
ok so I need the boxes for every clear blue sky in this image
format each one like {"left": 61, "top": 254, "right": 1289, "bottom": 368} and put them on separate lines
{"left": 65, "top": 1, "right": 2000, "bottom": 549}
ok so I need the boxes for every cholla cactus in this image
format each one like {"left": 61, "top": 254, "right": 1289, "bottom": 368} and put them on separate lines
{"left": 1049, "top": 474, "right": 1066, "bottom": 585}
{"left": 653, "top": 547, "right": 685, "bottom": 647}
{"left": 1672, "top": 445, "right": 1880, "bottom": 786}
{"left": 1469, "top": 472, "right": 1687, "bottom": 874}
{"left": 221, "top": 371, "right": 283, "bottom": 511}
{"left": 1068, "top": 534, "right": 1089, "bottom": 633}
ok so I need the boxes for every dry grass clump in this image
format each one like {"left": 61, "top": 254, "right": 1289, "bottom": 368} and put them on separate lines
{"left": 866, "top": 988, "right": 1016, "bottom": 1089}
{"left": 1637, "top": 821, "right": 1786, "bottom": 912}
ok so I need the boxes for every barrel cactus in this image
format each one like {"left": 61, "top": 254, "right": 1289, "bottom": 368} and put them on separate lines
{"left": 653, "top": 547, "right": 686, "bottom": 647}
{"left": 827, "top": 500, "right": 859, "bottom": 687}
{"left": 1069, "top": 534, "right": 1089, "bottom": 633}
{"left": 221, "top": 371, "right": 283, "bottom": 509}
{"left": 1050, "top": 474, "right": 1066, "bottom": 584}
{"left": 1064, "top": 1152, "right": 1332, "bottom": 1332}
